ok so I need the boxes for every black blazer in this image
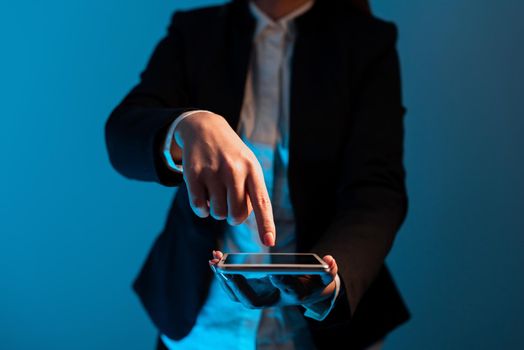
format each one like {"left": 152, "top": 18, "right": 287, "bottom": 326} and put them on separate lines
{"left": 105, "top": 0, "right": 409, "bottom": 348}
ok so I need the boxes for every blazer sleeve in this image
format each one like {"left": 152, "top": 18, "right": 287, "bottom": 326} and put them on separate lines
{"left": 312, "top": 23, "right": 408, "bottom": 316}
{"left": 105, "top": 12, "right": 194, "bottom": 186}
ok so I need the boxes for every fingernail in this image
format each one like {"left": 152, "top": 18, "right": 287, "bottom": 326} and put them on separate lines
{"left": 263, "top": 232, "right": 275, "bottom": 246}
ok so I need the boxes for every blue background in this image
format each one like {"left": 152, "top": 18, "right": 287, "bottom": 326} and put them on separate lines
{"left": 1, "top": 1, "right": 523, "bottom": 349}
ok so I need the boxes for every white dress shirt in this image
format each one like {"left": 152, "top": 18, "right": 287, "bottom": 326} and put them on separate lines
{"left": 161, "top": 1, "right": 340, "bottom": 349}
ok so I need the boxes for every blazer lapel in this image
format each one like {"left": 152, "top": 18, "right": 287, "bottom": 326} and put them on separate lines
{"left": 290, "top": 2, "right": 346, "bottom": 166}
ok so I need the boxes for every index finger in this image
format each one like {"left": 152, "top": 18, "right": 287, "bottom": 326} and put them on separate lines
{"left": 246, "top": 169, "right": 276, "bottom": 247}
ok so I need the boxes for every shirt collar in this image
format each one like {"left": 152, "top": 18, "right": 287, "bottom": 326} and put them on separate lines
{"left": 249, "top": 0, "right": 314, "bottom": 36}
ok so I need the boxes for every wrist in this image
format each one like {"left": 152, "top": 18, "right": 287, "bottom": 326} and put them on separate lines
{"left": 302, "top": 275, "right": 341, "bottom": 321}
{"left": 174, "top": 111, "right": 222, "bottom": 148}
{"left": 301, "top": 279, "right": 336, "bottom": 310}
{"left": 163, "top": 110, "right": 214, "bottom": 173}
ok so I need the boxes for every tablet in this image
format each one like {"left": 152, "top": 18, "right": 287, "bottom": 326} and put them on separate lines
{"left": 216, "top": 253, "right": 330, "bottom": 276}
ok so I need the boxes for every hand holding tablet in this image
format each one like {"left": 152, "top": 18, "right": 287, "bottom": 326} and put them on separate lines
{"left": 209, "top": 251, "right": 338, "bottom": 310}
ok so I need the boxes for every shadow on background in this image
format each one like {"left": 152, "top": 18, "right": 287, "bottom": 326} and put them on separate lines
{"left": 0, "top": 1, "right": 522, "bottom": 349}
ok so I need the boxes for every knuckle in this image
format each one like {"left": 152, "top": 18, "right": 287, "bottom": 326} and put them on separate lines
{"left": 239, "top": 147, "right": 254, "bottom": 159}
{"left": 200, "top": 166, "right": 218, "bottom": 178}
{"left": 185, "top": 165, "right": 201, "bottom": 178}
{"left": 211, "top": 204, "right": 227, "bottom": 218}
{"left": 191, "top": 197, "right": 207, "bottom": 209}
{"left": 255, "top": 195, "right": 271, "bottom": 208}
{"left": 212, "top": 208, "right": 226, "bottom": 217}
{"left": 221, "top": 159, "right": 245, "bottom": 175}
{"left": 229, "top": 212, "right": 248, "bottom": 226}
{"left": 186, "top": 162, "right": 207, "bottom": 177}
{"left": 248, "top": 160, "right": 262, "bottom": 173}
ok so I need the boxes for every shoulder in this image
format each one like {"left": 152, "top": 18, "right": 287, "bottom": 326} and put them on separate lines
{"left": 168, "top": 3, "right": 233, "bottom": 33}
{"left": 157, "top": 3, "right": 234, "bottom": 52}
{"left": 326, "top": 4, "right": 399, "bottom": 69}
{"left": 316, "top": 1, "right": 398, "bottom": 51}
{"left": 353, "top": 14, "right": 397, "bottom": 49}
{"left": 172, "top": 4, "right": 227, "bottom": 22}
{"left": 339, "top": 6, "right": 399, "bottom": 52}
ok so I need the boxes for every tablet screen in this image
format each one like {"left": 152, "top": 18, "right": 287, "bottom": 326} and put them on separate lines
{"left": 224, "top": 253, "right": 322, "bottom": 265}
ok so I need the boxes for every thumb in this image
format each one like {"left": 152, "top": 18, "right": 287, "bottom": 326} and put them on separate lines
{"left": 320, "top": 255, "right": 338, "bottom": 285}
